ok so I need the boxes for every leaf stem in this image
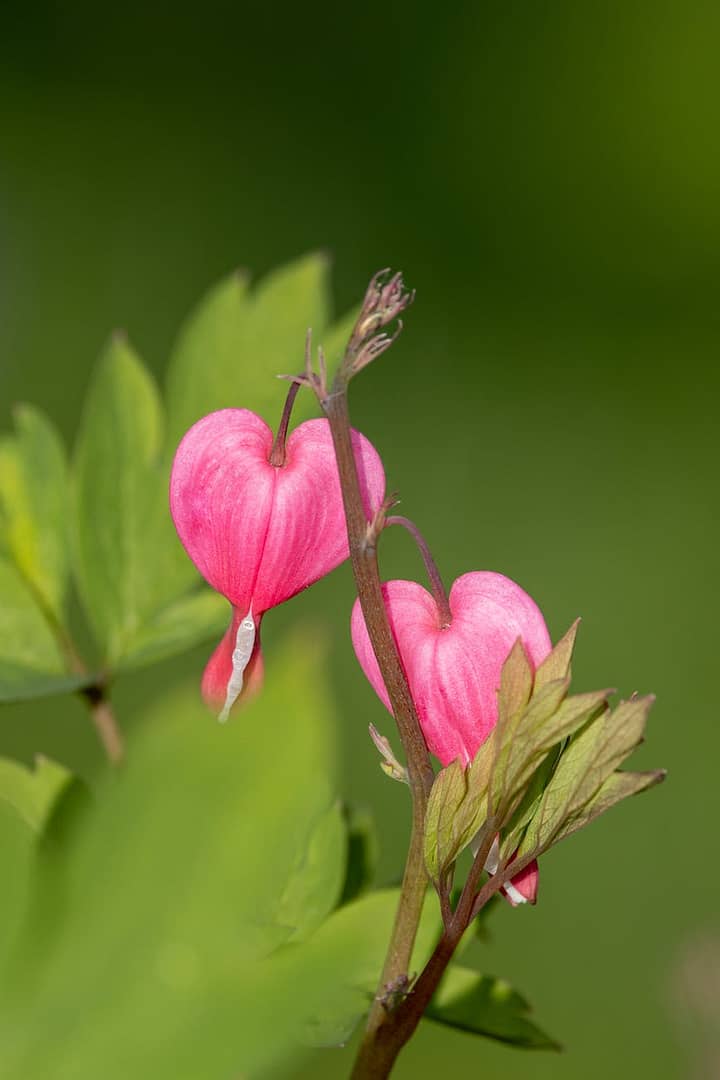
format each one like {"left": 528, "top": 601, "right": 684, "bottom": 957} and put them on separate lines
{"left": 80, "top": 681, "right": 125, "bottom": 766}
{"left": 385, "top": 516, "right": 452, "bottom": 628}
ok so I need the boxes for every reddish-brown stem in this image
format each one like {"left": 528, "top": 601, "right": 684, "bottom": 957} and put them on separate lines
{"left": 269, "top": 380, "right": 301, "bottom": 466}
{"left": 385, "top": 515, "right": 453, "bottom": 627}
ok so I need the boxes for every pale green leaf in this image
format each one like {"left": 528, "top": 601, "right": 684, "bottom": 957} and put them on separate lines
{"left": 427, "top": 965, "right": 560, "bottom": 1050}
{"left": 534, "top": 618, "right": 580, "bottom": 691}
{"left": 0, "top": 406, "right": 69, "bottom": 621}
{"left": 73, "top": 335, "right": 192, "bottom": 663}
{"left": 340, "top": 806, "right": 379, "bottom": 904}
{"left": 116, "top": 589, "right": 228, "bottom": 671}
{"left": 298, "top": 887, "right": 438, "bottom": 1049}
{"left": 274, "top": 800, "right": 346, "bottom": 942}
{"left": 552, "top": 768, "right": 666, "bottom": 846}
{"left": 0, "top": 756, "right": 74, "bottom": 833}
{"left": 0, "top": 558, "right": 88, "bottom": 701}
{"left": 424, "top": 759, "right": 468, "bottom": 881}
{"left": 519, "top": 694, "right": 655, "bottom": 857}
{"left": 165, "top": 253, "right": 332, "bottom": 452}
{"left": 0, "top": 634, "right": 341, "bottom": 1079}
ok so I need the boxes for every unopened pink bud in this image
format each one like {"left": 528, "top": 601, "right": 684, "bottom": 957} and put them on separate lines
{"left": 171, "top": 408, "right": 385, "bottom": 715}
{"left": 351, "top": 571, "right": 552, "bottom": 767}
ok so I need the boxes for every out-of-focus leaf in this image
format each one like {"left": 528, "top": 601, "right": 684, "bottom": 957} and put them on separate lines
{"left": 0, "top": 756, "right": 73, "bottom": 833}
{"left": 115, "top": 589, "right": 228, "bottom": 671}
{"left": 0, "top": 805, "right": 34, "bottom": 968}
{"left": 0, "top": 406, "right": 69, "bottom": 621}
{"left": 0, "top": 558, "right": 89, "bottom": 701}
{"left": 0, "top": 634, "right": 344, "bottom": 1079}
{"left": 73, "top": 335, "right": 192, "bottom": 664}
{"left": 165, "top": 253, "right": 332, "bottom": 452}
{"left": 274, "top": 800, "right": 346, "bottom": 942}
{"left": 298, "top": 888, "right": 438, "bottom": 1049}
{"left": 427, "top": 965, "right": 561, "bottom": 1050}
{"left": 340, "top": 806, "right": 379, "bottom": 904}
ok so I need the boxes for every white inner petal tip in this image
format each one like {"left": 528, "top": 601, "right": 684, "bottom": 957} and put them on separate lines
{"left": 217, "top": 610, "right": 255, "bottom": 723}
{"left": 503, "top": 881, "right": 528, "bottom": 906}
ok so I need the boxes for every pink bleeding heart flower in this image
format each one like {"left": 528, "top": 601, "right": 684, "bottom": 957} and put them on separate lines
{"left": 171, "top": 407, "right": 385, "bottom": 718}
{"left": 351, "top": 570, "right": 551, "bottom": 904}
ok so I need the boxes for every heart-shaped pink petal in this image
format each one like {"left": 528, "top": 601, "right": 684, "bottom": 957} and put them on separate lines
{"left": 170, "top": 408, "right": 385, "bottom": 614}
{"left": 351, "top": 570, "right": 552, "bottom": 767}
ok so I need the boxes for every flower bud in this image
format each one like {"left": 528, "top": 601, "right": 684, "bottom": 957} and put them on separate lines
{"left": 171, "top": 408, "right": 385, "bottom": 716}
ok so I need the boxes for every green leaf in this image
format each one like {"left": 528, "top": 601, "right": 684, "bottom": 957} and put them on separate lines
{"left": 0, "top": 634, "right": 343, "bottom": 1079}
{"left": 73, "top": 335, "right": 192, "bottom": 664}
{"left": 497, "top": 638, "right": 533, "bottom": 728}
{"left": 297, "top": 887, "right": 439, "bottom": 1049}
{"left": 0, "top": 756, "right": 74, "bottom": 833}
{"left": 424, "top": 759, "right": 470, "bottom": 882}
{"left": 519, "top": 694, "right": 656, "bottom": 857}
{"left": 427, "top": 965, "right": 561, "bottom": 1050}
{"left": 552, "top": 768, "right": 666, "bottom": 846}
{"left": 165, "top": 253, "right": 332, "bottom": 452}
{"left": 340, "top": 806, "right": 379, "bottom": 904}
{"left": 115, "top": 589, "right": 228, "bottom": 671}
{"left": 534, "top": 619, "right": 580, "bottom": 691}
{"left": 274, "top": 800, "right": 346, "bottom": 942}
{"left": 0, "top": 558, "right": 89, "bottom": 701}
{"left": 0, "top": 406, "right": 69, "bottom": 621}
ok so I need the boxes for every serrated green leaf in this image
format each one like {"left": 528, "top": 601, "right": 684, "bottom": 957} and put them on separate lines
{"left": 274, "top": 800, "right": 346, "bottom": 942}
{"left": 73, "top": 335, "right": 192, "bottom": 664}
{"left": 115, "top": 589, "right": 228, "bottom": 671}
{"left": 424, "top": 759, "right": 469, "bottom": 881}
{"left": 497, "top": 638, "right": 533, "bottom": 728}
{"left": 551, "top": 768, "right": 666, "bottom": 846}
{"left": 0, "top": 756, "right": 74, "bottom": 833}
{"left": 340, "top": 806, "right": 379, "bottom": 904}
{"left": 534, "top": 619, "right": 580, "bottom": 691}
{"left": 519, "top": 694, "right": 655, "bottom": 857}
{"left": 427, "top": 965, "right": 561, "bottom": 1050}
{"left": 0, "top": 634, "right": 343, "bottom": 1079}
{"left": 165, "top": 253, "right": 332, "bottom": 452}
{"left": 0, "top": 406, "right": 69, "bottom": 621}
{"left": 493, "top": 677, "right": 571, "bottom": 814}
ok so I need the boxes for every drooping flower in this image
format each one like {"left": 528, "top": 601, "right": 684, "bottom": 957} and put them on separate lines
{"left": 351, "top": 570, "right": 552, "bottom": 903}
{"left": 170, "top": 407, "right": 385, "bottom": 718}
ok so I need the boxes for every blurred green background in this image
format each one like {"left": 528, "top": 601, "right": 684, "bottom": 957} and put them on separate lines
{"left": 1, "top": 1, "right": 718, "bottom": 1077}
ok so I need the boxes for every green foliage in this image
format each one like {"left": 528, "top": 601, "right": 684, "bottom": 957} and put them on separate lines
{"left": 0, "top": 638, "right": 383, "bottom": 1078}
{"left": 427, "top": 966, "right": 560, "bottom": 1050}
{"left": 164, "top": 252, "right": 353, "bottom": 450}
{"left": 72, "top": 333, "right": 191, "bottom": 663}
{"left": 0, "top": 254, "right": 357, "bottom": 699}
{"left": 0, "top": 557, "right": 88, "bottom": 701}
{"left": 340, "top": 806, "right": 379, "bottom": 904}
{"left": 0, "top": 406, "right": 69, "bottom": 621}
{"left": 424, "top": 624, "right": 664, "bottom": 884}
{"left": 0, "top": 755, "right": 73, "bottom": 833}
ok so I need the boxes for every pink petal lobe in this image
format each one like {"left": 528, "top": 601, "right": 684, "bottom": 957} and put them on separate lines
{"left": 502, "top": 858, "right": 539, "bottom": 907}
{"left": 251, "top": 419, "right": 386, "bottom": 613}
{"left": 351, "top": 571, "right": 552, "bottom": 767}
{"left": 171, "top": 411, "right": 385, "bottom": 616}
{"left": 170, "top": 409, "right": 275, "bottom": 611}
{"left": 201, "top": 609, "right": 264, "bottom": 715}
